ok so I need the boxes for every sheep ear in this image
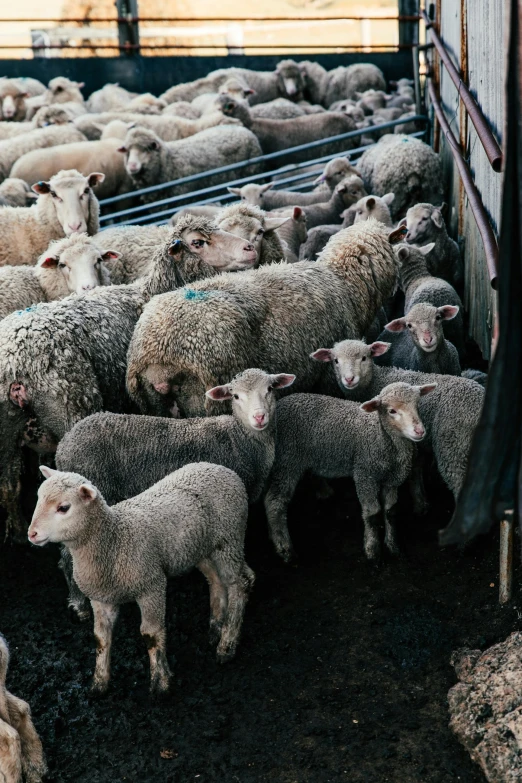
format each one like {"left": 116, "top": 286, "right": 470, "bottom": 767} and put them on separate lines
{"left": 366, "top": 197, "right": 376, "bottom": 209}
{"left": 31, "top": 180, "right": 51, "bottom": 195}
{"left": 168, "top": 239, "right": 184, "bottom": 257}
{"left": 40, "top": 466, "right": 55, "bottom": 479}
{"left": 227, "top": 187, "right": 242, "bottom": 196}
{"left": 417, "top": 383, "right": 437, "bottom": 396}
{"left": 244, "top": 87, "right": 255, "bottom": 96}
{"left": 313, "top": 173, "right": 326, "bottom": 185}
{"left": 78, "top": 484, "right": 97, "bottom": 503}
{"left": 336, "top": 182, "right": 347, "bottom": 193}
{"left": 205, "top": 384, "right": 233, "bottom": 401}
{"left": 117, "top": 146, "right": 128, "bottom": 154}
{"left": 101, "top": 250, "right": 120, "bottom": 261}
{"left": 260, "top": 183, "right": 274, "bottom": 194}
{"left": 264, "top": 216, "right": 290, "bottom": 232}
{"left": 385, "top": 318, "right": 407, "bottom": 333}
{"left": 88, "top": 172, "right": 105, "bottom": 187}
{"left": 397, "top": 245, "right": 410, "bottom": 261}
{"left": 369, "top": 341, "right": 391, "bottom": 357}
{"left": 310, "top": 348, "right": 334, "bottom": 363}
{"left": 419, "top": 242, "right": 435, "bottom": 256}
{"left": 388, "top": 225, "right": 407, "bottom": 244}
{"left": 431, "top": 209, "right": 444, "bottom": 228}
{"left": 398, "top": 217, "right": 407, "bottom": 227}
{"left": 438, "top": 305, "right": 459, "bottom": 320}
{"left": 76, "top": 82, "right": 86, "bottom": 89}
{"left": 440, "top": 202, "right": 448, "bottom": 217}
{"left": 40, "top": 256, "right": 58, "bottom": 268}
{"left": 270, "top": 373, "right": 296, "bottom": 389}
{"left": 360, "top": 398, "right": 380, "bottom": 413}
{"left": 292, "top": 206, "right": 303, "bottom": 219}
{"left": 382, "top": 193, "right": 395, "bottom": 205}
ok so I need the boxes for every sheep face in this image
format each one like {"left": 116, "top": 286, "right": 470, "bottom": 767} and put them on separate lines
{"left": 28, "top": 467, "right": 98, "bottom": 547}
{"left": 336, "top": 176, "right": 368, "bottom": 208}
{"left": 172, "top": 227, "right": 258, "bottom": 271}
{"left": 403, "top": 203, "right": 447, "bottom": 244}
{"left": 45, "top": 77, "right": 84, "bottom": 105}
{"left": 33, "top": 105, "right": 72, "bottom": 128}
{"left": 37, "top": 235, "right": 115, "bottom": 295}
{"left": 214, "top": 94, "right": 252, "bottom": 127}
{"left": 118, "top": 132, "right": 161, "bottom": 177}
{"left": 206, "top": 368, "right": 295, "bottom": 431}
{"left": 0, "top": 85, "right": 28, "bottom": 121}
{"left": 32, "top": 171, "right": 104, "bottom": 236}
{"left": 311, "top": 339, "right": 389, "bottom": 391}
{"left": 216, "top": 211, "right": 289, "bottom": 260}
{"left": 385, "top": 303, "right": 459, "bottom": 353}
{"left": 360, "top": 382, "right": 436, "bottom": 443}
{"left": 227, "top": 182, "right": 272, "bottom": 206}
{"left": 314, "top": 157, "right": 359, "bottom": 189}
{"left": 275, "top": 60, "right": 305, "bottom": 101}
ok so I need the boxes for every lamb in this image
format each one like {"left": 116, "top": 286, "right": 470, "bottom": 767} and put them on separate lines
{"left": 11, "top": 137, "right": 135, "bottom": 201}
{"left": 227, "top": 181, "right": 331, "bottom": 209}
{"left": 86, "top": 83, "right": 136, "bottom": 113}
{"left": 355, "top": 89, "right": 388, "bottom": 114}
{"left": 125, "top": 220, "right": 400, "bottom": 418}
{"left": 122, "top": 93, "right": 167, "bottom": 114}
{"left": 0, "top": 633, "right": 47, "bottom": 783}
{"left": 0, "top": 222, "right": 234, "bottom": 539}
{"left": 0, "top": 233, "right": 113, "bottom": 319}
{"left": 28, "top": 464, "right": 255, "bottom": 695}
{"left": 0, "top": 169, "right": 102, "bottom": 266}
{"left": 214, "top": 202, "right": 289, "bottom": 266}
{"left": 296, "top": 60, "right": 328, "bottom": 105}
{"left": 0, "top": 77, "right": 45, "bottom": 121}
{"left": 75, "top": 109, "right": 238, "bottom": 142}
{"left": 208, "top": 60, "right": 307, "bottom": 104}
{"left": 378, "top": 303, "right": 462, "bottom": 376}
{"left": 0, "top": 178, "right": 37, "bottom": 207}
{"left": 299, "top": 224, "right": 341, "bottom": 260}
{"left": 298, "top": 179, "right": 360, "bottom": 229}
{"left": 396, "top": 242, "right": 465, "bottom": 357}
{"left": 320, "top": 63, "right": 386, "bottom": 106}
{"left": 0, "top": 124, "right": 87, "bottom": 182}
{"left": 264, "top": 382, "right": 435, "bottom": 562}
{"left": 402, "top": 202, "right": 463, "bottom": 287}
{"left": 357, "top": 134, "right": 444, "bottom": 220}
{"left": 162, "top": 101, "right": 201, "bottom": 119}
{"left": 191, "top": 76, "right": 254, "bottom": 115}
{"left": 350, "top": 193, "right": 395, "bottom": 226}
{"left": 215, "top": 95, "right": 357, "bottom": 161}
{"left": 0, "top": 105, "right": 75, "bottom": 141}
{"left": 97, "top": 213, "right": 258, "bottom": 284}
{"left": 117, "top": 126, "right": 262, "bottom": 203}
{"left": 311, "top": 338, "right": 485, "bottom": 502}
{"left": 267, "top": 206, "right": 308, "bottom": 263}
{"left": 250, "top": 98, "right": 305, "bottom": 120}
{"left": 313, "top": 156, "right": 361, "bottom": 190}
{"left": 44, "top": 77, "right": 85, "bottom": 107}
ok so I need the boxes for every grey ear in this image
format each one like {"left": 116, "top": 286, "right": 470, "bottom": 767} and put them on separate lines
{"left": 227, "top": 187, "right": 241, "bottom": 196}
{"left": 397, "top": 246, "right": 410, "bottom": 261}
{"left": 431, "top": 209, "right": 444, "bottom": 228}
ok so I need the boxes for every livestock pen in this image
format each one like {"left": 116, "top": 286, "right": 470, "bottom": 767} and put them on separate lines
{"left": 0, "top": 2, "right": 520, "bottom": 783}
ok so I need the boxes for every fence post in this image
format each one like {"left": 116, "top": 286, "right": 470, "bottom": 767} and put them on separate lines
{"left": 116, "top": 0, "right": 140, "bottom": 56}
{"left": 398, "top": 0, "right": 420, "bottom": 46}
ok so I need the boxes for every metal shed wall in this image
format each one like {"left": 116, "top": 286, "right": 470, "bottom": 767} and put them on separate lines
{"left": 438, "top": 0, "right": 504, "bottom": 358}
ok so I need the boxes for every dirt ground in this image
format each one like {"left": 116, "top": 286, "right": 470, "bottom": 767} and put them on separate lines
{"left": 0, "top": 472, "right": 519, "bottom": 783}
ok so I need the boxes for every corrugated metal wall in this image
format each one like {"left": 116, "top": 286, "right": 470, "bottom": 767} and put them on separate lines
{"left": 437, "top": 0, "right": 504, "bottom": 358}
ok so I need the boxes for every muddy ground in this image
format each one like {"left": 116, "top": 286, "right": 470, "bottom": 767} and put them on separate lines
{"left": 0, "top": 471, "right": 519, "bottom": 783}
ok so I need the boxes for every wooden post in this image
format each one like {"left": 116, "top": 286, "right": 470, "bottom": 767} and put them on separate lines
{"left": 499, "top": 510, "right": 514, "bottom": 604}
{"left": 116, "top": 0, "right": 140, "bottom": 56}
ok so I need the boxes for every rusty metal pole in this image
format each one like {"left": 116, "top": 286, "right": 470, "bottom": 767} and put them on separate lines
{"left": 499, "top": 511, "right": 515, "bottom": 604}
{"left": 399, "top": 0, "right": 420, "bottom": 46}
{"left": 116, "top": 0, "right": 139, "bottom": 56}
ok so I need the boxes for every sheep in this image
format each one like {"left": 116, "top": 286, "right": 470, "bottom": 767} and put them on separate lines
{"left": 321, "top": 63, "right": 386, "bottom": 106}
{"left": 11, "top": 137, "right": 135, "bottom": 201}
{"left": 125, "top": 220, "right": 401, "bottom": 418}
{"left": 0, "top": 124, "right": 87, "bottom": 182}
{"left": 461, "top": 368, "right": 488, "bottom": 387}
{"left": 0, "top": 633, "right": 47, "bottom": 783}
{"left": 264, "top": 381, "right": 435, "bottom": 562}
{"left": 29, "top": 463, "right": 254, "bottom": 694}
{"left": 227, "top": 181, "right": 331, "bottom": 209}
{"left": 98, "top": 214, "right": 258, "bottom": 284}
{"left": 170, "top": 205, "right": 222, "bottom": 225}
{"left": 268, "top": 206, "right": 308, "bottom": 263}
{"left": 378, "top": 303, "right": 462, "bottom": 376}
{"left": 0, "top": 169, "right": 102, "bottom": 266}
{"left": 191, "top": 76, "right": 254, "bottom": 115}
{"left": 43, "top": 77, "right": 86, "bottom": 112}
{"left": 214, "top": 95, "right": 357, "bottom": 161}
{"left": 121, "top": 93, "right": 167, "bottom": 114}
{"left": 295, "top": 60, "right": 328, "bottom": 105}
{"left": 250, "top": 98, "right": 306, "bottom": 120}
{"left": 208, "top": 60, "right": 307, "bottom": 104}
{"left": 0, "top": 178, "right": 37, "bottom": 207}
{"left": 298, "top": 178, "right": 364, "bottom": 229}
{"left": 357, "top": 135, "right": 444, "bottom": 220}
{"left": 297, "top": 101, "right": 327, "bottom": 114}
{"left": 0, "top": 233, "right": 113, "bottom": 319}
{"left": 0, "top": 77, "right": 44, "bottom": 122}
{"left": 313, "top": 156, "right": 361, "bottom": 190}
{"left": 86, "top": 83, "right": 136, "bottom": 113}
{"left": 355, "top": 89, "right": 388, "bottom": 114}
{"left": 0, "top": 106, "right": 73, "bottom": 141}
{"left": 75, "top": 109, "right": 238, "bottom": 143}
{"left": 213, "top": 203, "right": 289, "bottom": 266}
{"left": 162, "top": 101, "right": 201, "bottom": 119}
{"left": 0, "top": 222, "right": 231, "bottom": 539}
{"left": 393, "top": 112, "right": 418, "bottom": 134}
{"left": 402, "top": 202, "right": 463, "bottom": 287}
{"left": 311, "top": 338, "right": 485, "bottom": 503}
{"left": 299, "top": 224, "right": 342, "bottom": 260}
{"left": 350, "top": 193, "right": 395, "bottom": 226}
{"left": 396, "top": 242, "right": 465, "bottom": 357}
{"left": 117, "top": 125, "right": 262, "bottom": 203}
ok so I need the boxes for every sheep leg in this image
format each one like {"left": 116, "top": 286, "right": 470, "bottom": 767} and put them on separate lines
{"left": 0, "top": 451, "right": 25, "bottom": 544}
{"left": 354, "top": 474, "right": 383, "bottom": 561}
{"left": 409, "top": 452, "right": 429, "bottom": 515}
{"left": 264, "top": 472, "right": 302, "bottom": 562}
{"left": 136, "top": 590, "right": 172, "bottom": 696}
{"left": 197, "top": 558, "right": 228, "bottom": 646}
{"left": 59, "top": 546, "right": 90, "bottom": 622}
{"left": 381, "top": 486, "right": 400, "bottom": 556}
{"left": 6, "top": 693, "right": 47, "bottom": 783}
{"left": 90, "top": 600, "right": 119, "bottom": 694}
{"left": 0, "top": 717, "right": 22, "bottom": 783}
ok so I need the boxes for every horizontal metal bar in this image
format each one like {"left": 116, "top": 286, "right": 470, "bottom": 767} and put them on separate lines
{"left": 0, "top": 15, "right": 421, "bottom": 23}
{"left": 0, "top": 43, "right": 415, "bottom": 51}
{"left": 422, "top": 9, "right": 502, "bottom": 172}
{"left": 428, "top": 82, "right": 498, "bottom": 288}
{"left": 100, "top": 115, "right": 428, "bottom": 210}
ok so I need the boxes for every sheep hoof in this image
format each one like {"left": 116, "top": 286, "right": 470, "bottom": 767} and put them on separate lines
{"left": 208, "top": 621, "right": 223, "bottom": 647}
{"left": 216, "top": 645, "right": 237, "bottom": 664}
{"left": 67, "top": 603, "right": 90, "bottom": 624}
{"left": 90, "top": 680, "right": 109, "bottom": 698}
{"left": 275, "top": 543, "right": 296, "bottom": 564}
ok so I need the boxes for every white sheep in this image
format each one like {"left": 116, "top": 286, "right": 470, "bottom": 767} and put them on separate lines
{"left": 0, "top": 124, "right": 87, "bottom": 182}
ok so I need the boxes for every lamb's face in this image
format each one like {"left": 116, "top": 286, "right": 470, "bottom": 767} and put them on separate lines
{"left": 0, "top": 89, "right": 28, "bottom": 121}
{"left": 404, "top": 204, "right": 444, "bottom": 243}
{"left": 360, "top": 382, "right": 436, "bottom": 442}
{"left": 217, "top": 214, "right": 289, "bottom": 263}
{"left": 28, "top": 468, "right": 97, "bottom": 546}
{"left": 317, "top": 160, "right": 360, "bottom": 191}
{"left": 275, "top": 61, "right": 305, "bottom": 101}
{"left": 46, "top": 78, "right": 84, "bottom": 105}
{"left": 32, "top": 172, "right": 104, "bottom": 236}
{"left": 336, "top": 177, "right": 367, "bottom": 208}
{"left": 311, "top": 339, "right": 386, "bottom": 392}
{"left": 119, "top": 138, "right": 160, "bottom": 176}
{"left": 206, "top": 369, "right": 295, "bottom": 431}
{"left": 385, "top": 304, "right": 459, "bottom": 353}
{"left": 177, "top": 227, "right": 258, "bottom": 271}
{"left": 37, "top": 240, "right": 115, "bottom": 295}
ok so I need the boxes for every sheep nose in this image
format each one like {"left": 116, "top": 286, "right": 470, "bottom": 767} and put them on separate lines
{"left": 254, "top": 412, "right": 266, "bottom": 426}
{"left": 68, "top": 223, "right": 82, "bottom": 232}
{"left": 81, "top": 284, "right": 95, "bottom": 291}
{"left": 244, "top": 243, "right": 255, "bottom": 252}
{"left": 423, "top": 332, "right": 434, "bottom": 345}
{"left": 344, "top": 376, "right": 355, "bottom": 387}
{"left": 28, "top": 530, "right": 38, "bottom": 542}
{"left": 414, "top": 425, "right": 425, "bottom": 438}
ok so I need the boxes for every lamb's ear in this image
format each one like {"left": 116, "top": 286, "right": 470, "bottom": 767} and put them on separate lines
{"left": 40, "top": 256, "right": 58, "bottom": 269}
{"left": 88, "top": 172, "right": 105, "bottom": 187}
{"left": 227, "top": 187, "right": 241, "bottom": 195}
{"left": 76, "top": 81, "right": 86, "bottom": 89}
{"left": 270, "top": 373, "right": 296, "bottom": 389}
{"left": 117, "top": 146, "right": 128, "bottom": 154}
{"left": 417, "top": 383, "right": 438, "bottom": 396}
{"left": 313, "top": 173, "right": 326, "bottom": 185}
{"left": 205, "top": 384, "right": 233, "bottom": 401}
{"left": 260, "top": 182, "right": 274, "bottom": 194}
{"left": 388, "top": 225, "right": 407, "bottom": 244}
{"left": 101, "top": 250, "right": 120, "bottom": 261}
{"left": 419, "top": 242, "right": 435, "bottom": 255}
{"left": 360, "top": 398, "right": 381, "bottom": 413}
{"left": 385, "top": 317, "right": 407, "bottom": 333}
{"left": 398, "top": 217, "right": 407, "bottom": 227}
{"left": 168, "top": 239, "right": 184, "bottom": 257}
{"left": 243, "top": 87, "right": 255, "bottom": 96}
{"left": 440, "top": 202, "right": 448, "bottom": 217}
{"left": 292, "top": 206, "right": 303, "bottom": 219}
{"left": 310, "top": 348, "right": 334, "bottom": 362}
{"left": 40, "top": 466, "right": 55, "bottom": 479}
{"left": 397, "top": 245, "right": 410, "bottom": 261}
{"left": 369, "top": 341, "right": 391, "bottom": 357}
{"left": 31, "top": 180, "right": 51, "bottom": 195}
{"left": 438, "top": 305, "right": 459, "bottom": 320}
{"left": 264, "top": 216, "right": 290, "bottom": 232}
{"left": 431, "top": 209, "right": 444, "bottom": 228}
{"left": 382, "top": 193, "right": 395, "bottom": 205}
{"left": 366, "top": 197, "right": 376, "bottom": 209}
{"left": 78, "top": 484, "right": 97, "bottom": 503}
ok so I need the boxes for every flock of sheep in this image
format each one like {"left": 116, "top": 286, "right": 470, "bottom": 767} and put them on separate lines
{"left": 0, "top": 60, "right": 487, "bottom": 782}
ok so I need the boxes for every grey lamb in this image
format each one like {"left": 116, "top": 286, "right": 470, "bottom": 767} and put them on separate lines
{"left": 349, "top": 193, "right": 395, "bottom": 226}
{"left": 264, "top": 382, "right": 435, "bottom": 562}
{"left": 228, "top": 181, "right": 331, "bottom": 209}
{"left": 299, "top": 178, "right": 364, "bottom": 229}
{"left": 29, "top": 464, "right": 255, "bottom": 696}
{"left": 402, "top": 202, "right": 463, "bottom": 287}
{"left": 299, "top": 224, "right": 341, "bottom": 260}
{"left": 378, "top": 303, "right": 462, "bottom": 376}
{"left": 311, "top": 338, "right": 485, "bottom": 503}
{"left": 267, "top": 206, "right": 308, "bottom": 263}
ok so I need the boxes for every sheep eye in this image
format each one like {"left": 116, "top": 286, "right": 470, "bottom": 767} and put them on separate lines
{"left": 50, "top": 191, "right": 57, "bottom": 198}
{"left": 362, "top": 356, "right": 366, "bottom": 362}
{"left": 55, "top": 86, "right": 63, "bottom": 93}
{"left": 407, "top": 323, "right": 412, "bottom": 329}
{"left": 58, "top": 262, "right": 66, "bottom": 269}
{"left": 334, "top": 358, "right": 339, "bottom": 364}
{"left": 257, "top": 229, "right": 264, "bottom": 236}
{"left": 83, "top": 188, "right": 90, "bottom": 195}
{"left": 57, "top": 503, "right": 70, "bottom": 513}
{"left": 233, "top": 394, "right": 239, "bottom": 400}
{"left": 435, "top": 314, "right": 442, "bottom": 321}
{"left": 388, "top": 408, "right": 397, "bottom": 415}
{"left": 191, "top": 239, "right": 205, "bottom": 247}
{"left": 267, "top": 385, "right": 273, "bottom": 392}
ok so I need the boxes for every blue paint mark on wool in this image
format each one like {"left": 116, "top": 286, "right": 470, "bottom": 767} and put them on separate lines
{"left": 184, "top": 288, "right": 213, "bottom": 301}
{"left": 15, "top": 305, "right": 39, "bottom": 316}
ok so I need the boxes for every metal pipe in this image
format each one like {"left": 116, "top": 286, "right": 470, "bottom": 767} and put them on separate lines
{"left": 0, "top": 15, "right": 422, "bottom": 23}
{"left": 428, "top": 82, "right": 498, "bottom": 288}
{"left": 422, "top": 9, "right": 502, "bottom": 172}
{"left": 499, "top": 512, "right": 514, "bottom": 604}
{"left": 0, "top": 43, "right": 416, "bottom": 51}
